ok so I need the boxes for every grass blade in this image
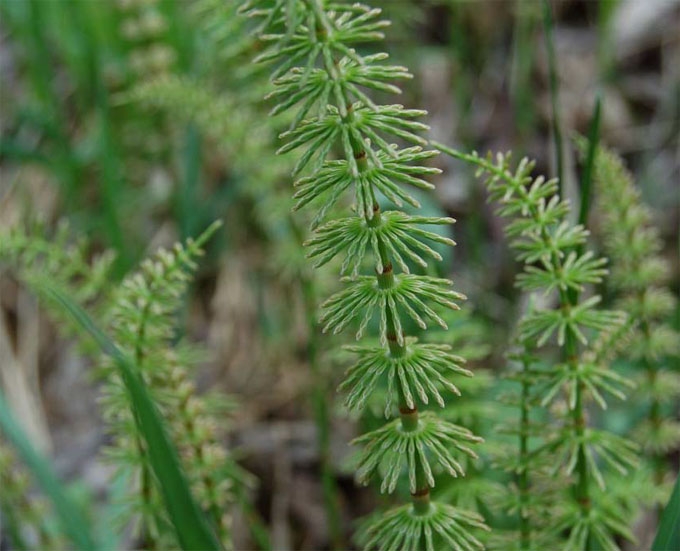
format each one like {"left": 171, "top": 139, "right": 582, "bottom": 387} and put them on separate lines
{"left": 542, "top": 0, "right": 564, "bottom": 194}
{"left": 578, "top": 93, "right": 602, "bottom": 228}
{"left": 0, "top": 391, "right": 98, "bottom": 551}
{"left": 511, "top": 0, "right": 538, "bottom": 141}
{"left": 653, "top": 473, "right": 680, "bottom": 551}
{"left": 33, "top": 281, "right": 222, "bottom": 551}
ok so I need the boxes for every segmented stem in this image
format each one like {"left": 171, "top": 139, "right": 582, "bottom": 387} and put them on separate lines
{"left": 519, "top": 183, "right": 592, "bottom": 532}
{"left": 352, "top": 116, "right": 431, "bottom": 513}
{"left": 245, "top": 3, "right": 486, "bottom": 547}
{"left": 306, "top": 0, "right": 438, "bottom": 516}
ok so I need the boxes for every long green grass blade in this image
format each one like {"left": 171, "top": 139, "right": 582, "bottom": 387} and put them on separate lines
{"left": 542, "top": 0, "right": 564, "bottom": 194}
{"left": 653, "top": 473, "right": 680, "bottom": 551}
{"left": 0, "top": 391, "right": 98, "bottom": 551}
{"left": 34, "top": 281, "right": 223, "bottom": 551}
{"left": 568, "top": 91, "right": 603, "bottom": 319}
{"left": 578, "top": 93, "right": 602, "bottom": 228}
{"left": 511, "top": 0, "right": 538, "bottom": 141}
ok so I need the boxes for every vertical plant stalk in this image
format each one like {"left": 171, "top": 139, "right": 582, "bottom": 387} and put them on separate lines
{"left": 563, "top": 318, "right": 591, "bottom": 519}
{"left": 24, "top": 0, "right": 83, "bottom": 210}
{"left": 587, "top": 143, "right": 680, "bottom": 509}
{"left": 242, "top": 1, "right": 487, "bottom": 548}
{"left": 517, "top": 352, "right": 532, "bottom": 550}
{"left": 511, "top": 0, "right": 538, "bottom": 141}
{"left": 541, "top": 0, "right": 564, "bottom": 195}
{"left": 437, "top": 144, "right": 638, "bottom": 550}
{"left": 640, "top": 316, "right": 664, "bottom": 486}
{"left": 133, "top": 302, "right": 161, "bottom": 550}
{"left": 481, "top": 158, "right": 594, "bottom": 526}
{"left": 351, "top": 129, "right": 433, "bottom": 514}
{"left": 96, "top": 222, "right": 239, "bottom": 548}
{"left": 498, "top": 292, "right": 564, "bottom": 546}
{"left": 291, "top": 214, "right": 343, "bottom": 549}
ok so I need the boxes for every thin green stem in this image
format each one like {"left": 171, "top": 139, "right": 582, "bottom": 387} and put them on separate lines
{"left": 26, "top": 0, "right": 83, "bottom": 213}
{"left": 375, "top": 220, "right": 431, "bottom": 512}
{"left": 291, "top": 216, "right": 344, "bottom": 550}
{"left": 640, "top": 314, "right": 665, "bottom": 501}
{"left": 562, "top": 304, "right": 590, "bottom": 517}
{"left": 597, "top": 0, "right": 618, "bottom": 80}
{"left": 577, "top": 94, "right": 602, "bottom": 233}
{"left": 518, "top": 358, "right": 531, "bottom": 551}
{"left": 512, "top": 0, "right": 538, "bottom": 143}
{"left": 306, "top": 2, "right": 436, "bottom": 516}
{"left": 235, "top": 487, "right": 272, "bottom": 551}
{"left": 542, "top": 0, "right": 564, "bottom": 196}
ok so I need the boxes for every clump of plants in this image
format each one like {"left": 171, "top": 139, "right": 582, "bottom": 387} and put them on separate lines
{"left": 0, "top": 221, "right": 246, "bottom": 550}
{"left": 1, "top": 2, "right": 679, "bottom": 551}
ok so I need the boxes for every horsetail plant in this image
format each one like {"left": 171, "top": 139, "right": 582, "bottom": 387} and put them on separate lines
{"left": 490, "top": 338, "right": 560, "bottom": 551}
{"left": 589, "top": 144, "right": 680, "bottom": 497}
{"left": 436, "top": 145, "right": 639, "bottom": 551}
{"left": 1, "top": 221, "right": 246, "bottom": 550}
{"left": 128, "top": 3, "right": 348, "bottom": 543}
{"left": 98, "top": 221, "right": 238, "bottom": 547}
{"left": 241, "top": 1, "right": 488, "bottom": 549}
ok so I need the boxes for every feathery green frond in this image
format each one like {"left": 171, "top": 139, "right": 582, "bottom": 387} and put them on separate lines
{"left": 0, "top": 441, "right": 64, "bottom": 550}
{"left": 553, "top": 494, "right": 635, "bottom": 551}
{"left": 1, "top": 220, "right": 245, "bottom": 549}
{"left": 539, "top": 360, "right": 634, "bottom": 410}
{"left": 267, "top": 53, "right": 412, "bottom": 125}
{"left": 321, "top": 275, "right": 464, "bottom": 345}
{"left": 278, "top": 103, "right": 428, "bottom": 177}
{"left": 0, "top": 221, "right": 115, "bottom": 312}
{"left": 340, "top": 338, "right": 471, "bottom": 414}
{"left": 358, "top": 502, "right": 488, "bottom": 551}
{"left": 585, "top": 142, "right": 680, "bottom": 497}
{"left": 353, "top": 412, "right": 482, "bottom": 494}
{"left": 306, "top": 211, "right": 454, "bottom": 276}
{"left": 292, "top": 146, "right": 440, "bottom": 229}
{"left": 98, "top": 222, "right": 241, "bottom": 545}
{"left": 548, "top": 427, "right": 638, "bottom": 488}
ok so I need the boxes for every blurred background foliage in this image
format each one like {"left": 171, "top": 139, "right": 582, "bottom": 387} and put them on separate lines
{"left": 0, "top": 0, "right": 678, "bottom": 550}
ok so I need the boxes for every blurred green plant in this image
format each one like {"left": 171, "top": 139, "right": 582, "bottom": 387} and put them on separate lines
{"left": 437, "top": 144, "right": 639, "bottom": 551}
{"left": 0, "top": 221, "right": 247, "bottom": 550}
{"left": 35, "top": 282, "right": 223, "bottom": 551}
{"left": 587, "top": 144, "right": 680, "bottom": 499}
{"left": 0, "top": 413, "right": 84, "bottom": 551}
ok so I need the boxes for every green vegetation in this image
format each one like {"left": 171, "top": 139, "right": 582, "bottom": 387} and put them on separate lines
{"left": 0, "top": 1, "right": 677, "bottom": 550}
